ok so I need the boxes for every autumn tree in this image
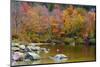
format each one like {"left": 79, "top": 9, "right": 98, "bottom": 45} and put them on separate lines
{"left": 50, "top": 4, "right": 63, "bottom": 37}
{"left": 62, "top": 5, "right": 86, "bottom": 37}
{"left": 17, "top": 3, "right": 51, "bottom": 42}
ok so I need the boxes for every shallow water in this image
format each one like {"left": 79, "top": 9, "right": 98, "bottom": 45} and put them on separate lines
{"left": 12, "top": 44, "right": 96, "bottom": 66}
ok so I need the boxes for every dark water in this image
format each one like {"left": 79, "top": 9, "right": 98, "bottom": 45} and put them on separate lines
{"left": 13, "top": 44, "right": 96, "bottom": 66}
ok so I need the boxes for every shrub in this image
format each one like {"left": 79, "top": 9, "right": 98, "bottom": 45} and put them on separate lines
{"left": 64, "top": 37, "right": 75, "bottom": 44}
{"left": 89, "top": 38, "right": 96, "bottom": 45}
{"left": 76, "top": 37, "right": 84, "bottom": 44}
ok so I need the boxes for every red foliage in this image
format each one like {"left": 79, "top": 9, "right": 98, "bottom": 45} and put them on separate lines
{"left": 20, "top": 2, "right": 30, "bottom": 13}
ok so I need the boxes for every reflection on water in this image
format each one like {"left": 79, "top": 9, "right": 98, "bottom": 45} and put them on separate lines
{"left": 12, "top": 44, "right": 96, "bottom": 66}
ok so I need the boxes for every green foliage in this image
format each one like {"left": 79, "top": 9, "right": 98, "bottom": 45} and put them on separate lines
{"left": 89, "top": 38, "right": 96, "bottom": 45}
{"left": 48, "top": 4, "right": 54, "bottom": 11}
{"left": 76, "top": 7, "right": 87, "bottom": 16}
{"left": 89, "top": 32, "right": 95, "bottom": 39}
{"left": 64, "top": 38, "right": 75, "bottom": 44}
{"left": 12, "top": 39, "right": 19, "bottom": 43}
{"left": 76, "top": 37, "right": 84, "bottom": 44}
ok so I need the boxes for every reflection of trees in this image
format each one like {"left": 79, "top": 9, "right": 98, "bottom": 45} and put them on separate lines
{"left": 82, "top": 43, "right": 89, "bottom": 57}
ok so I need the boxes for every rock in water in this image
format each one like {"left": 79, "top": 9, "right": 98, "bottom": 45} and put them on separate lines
{"left": 12, "top": 60, "right": 17, "bottom": 66}
{"left": 12, "top": 52, "right": 24, "bottom": 61}
{"left": 29, "top": 43, "right": 36, "bottom": 46}
{"left": 19, "top": 45, "right": 25, "bottom": 49}
{"left": 24, "top": 46, "right": 31, "bottom": 52}
{"left": 25, "top": 52, "right": 40, "bottom": 61}
{"left": 49, "top": 54, "right": 68, "bottom": 63}
{"left": 40, "top": 48, "right": 49, "bottom": 54}
{"left": 12, "top": 43, "right": 19, "bottom": 47}
{"left": 31, "top": 46, "right": 40, "bottom": 52}
{"left": 12, "top": 47, "right": 20, "bottom": 51}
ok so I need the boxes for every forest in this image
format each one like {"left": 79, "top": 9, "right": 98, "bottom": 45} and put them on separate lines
{"left": 11, "top": 1, "right": 96, "bottom": 45}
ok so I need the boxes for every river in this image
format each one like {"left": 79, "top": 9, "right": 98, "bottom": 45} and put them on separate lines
{"left": 12, "top": 44, "right": 96, "bottom": 66}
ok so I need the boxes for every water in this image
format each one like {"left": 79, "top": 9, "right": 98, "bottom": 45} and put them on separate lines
{"left": 12, "top": 44, "right": 96, "bottom": 66}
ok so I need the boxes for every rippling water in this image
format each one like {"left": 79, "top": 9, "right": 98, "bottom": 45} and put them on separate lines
{"left": 12, "top": 44, "right": 96, "bottom": 66}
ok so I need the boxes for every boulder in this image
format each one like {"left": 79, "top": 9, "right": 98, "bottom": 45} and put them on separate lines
{"left": 25, "top": 52, "right": 40, "bottom": 61}
{"left": 12, "top": 52, "right": 24, "bottom": 61}
{"left": 49, "top": 54, "right": 68, "bottom": 63}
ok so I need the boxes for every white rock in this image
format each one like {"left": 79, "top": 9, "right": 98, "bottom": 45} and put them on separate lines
{"left": 12, "top": 47, "right": 20, "bottom": 51}
{"left": 32, "top": 46, "right": 40, "bottom": 51}
{"left": 49, "top": 54, "right": 68, "bottom": 63}
{"left": 29, "top": 43, "right": 36, "bottom": 46}
{"left": 19, "top": 45, "right": 25, "bottom": 49}
{"left": 12, "top": 43, "right": 19, "bottom": 47}
{"left": 27, "top": 46, "right": 33, "bottom": 51}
